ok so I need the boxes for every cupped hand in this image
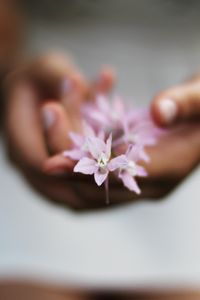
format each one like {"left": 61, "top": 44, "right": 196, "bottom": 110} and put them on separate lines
{"left": 5, "top": 56, "right": 200, "bottom": 210}
{"left": 43, "top": 75, "right": 200, "bottom": 209}
{"left": 4, "top": 52, "right": 116, "bottom": 209}
{"left": 146, "top": 75, "right": 200, "bottom": 193}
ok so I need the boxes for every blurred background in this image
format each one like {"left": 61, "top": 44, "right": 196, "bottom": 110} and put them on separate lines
{"left": 0, "top": 0, "right": 200, "bottom": 299}
{"left": 24, "top": 0, "right": 200, "bottom": 102}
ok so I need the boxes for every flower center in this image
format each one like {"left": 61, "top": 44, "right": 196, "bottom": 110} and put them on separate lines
{"left": 81, "top": 142, "right": 89, "bottom": 152}
{"left": 111, "top": 111, "right": 120, "bottom": 121}
{"left": 127, "top": 133, "right": 138, "bottom": 143}
{"left": 97, "top": 153, "right": 109, "bottom": 168}
{"left": 127, "top": 160, "right": 137, "bottom": 176}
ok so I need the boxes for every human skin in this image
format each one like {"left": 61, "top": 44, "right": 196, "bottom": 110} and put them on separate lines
{"left": 0, "top": 0, "right": 22, "bottom": 125}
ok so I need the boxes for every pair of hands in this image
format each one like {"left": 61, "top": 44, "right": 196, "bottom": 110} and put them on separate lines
{"left": 4, "top": 53, "right": 200, "bottom": 210}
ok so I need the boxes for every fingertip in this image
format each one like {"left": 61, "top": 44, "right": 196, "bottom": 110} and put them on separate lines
{"left": 42, "top": 154, "right": 74, "bottom": 176}
{"left": 94, "top": 66, "right": 116, "bottom": 94}
{"left": 100, "top": 66, "right": 116, "bottom": 91}
{"left": 151, "top": 95, "right": 178, "bottom": 127}
{"left": 101, "top": 66, "right": 116, "bottom": 82}
{"left": 41, "top": 101, "right": 58, "bottom": 130}
{"left": 41, "top": 101, "right": 71, "bottom": 153}
{"left": 41, "top": 101, "right": 68, "bottom": 128}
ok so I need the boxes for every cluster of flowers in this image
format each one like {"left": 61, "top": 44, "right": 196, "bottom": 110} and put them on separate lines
{"left": 63, "top": 95, "right": 162, "bottom": 201}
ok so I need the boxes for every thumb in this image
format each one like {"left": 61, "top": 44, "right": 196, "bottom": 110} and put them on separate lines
{"left": 41, "top": 102, "right": 71, "bottom": 154}
{"left": 151, "top": 81, "right": 200, "bottom": 126}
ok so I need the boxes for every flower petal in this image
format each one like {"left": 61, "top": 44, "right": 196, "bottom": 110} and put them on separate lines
{"left": 82, "top": 121, "right": 95, "bottom": 137}
{"left": 139, "top": 149, "right": 150, "bottom": 163}
{"left": 74, "top": 157, "right": 97, "bottom": 174}
{"left": 90, "top": 110, "right": 109, "bottom": 125}
{"left": 97, "top": 95, "right": 110, "bottom": 114}
{"left": 86, "top": 136, "right": 106, "bottom": 159}
{"left": 69, "top": 132, "right": 84, "bottom": 147}
{"left": 106, "top": 133, "right": 112, "bottom": 159}
{"left": 113, "top": 96, "right": 124, "bottom": 116}
{"left": 126, "top": 144, "right": 143, "bottom": 162}
{"left": 98, "top": 130, "right": 106, "bottom": 140}
{"left": 94, "top": 169, "right": 109, "bottom": 186}
{"left": 108, "top": 155, "right": 128, "bottom": 171}
{"left": 119, "top": 171, "right": 141, "bottom": 194}
{"left": 63, "top": 149, "right": 84, "bottom": 160}
{"left": 136, "top": 165, "right": 148, "bottom": 177}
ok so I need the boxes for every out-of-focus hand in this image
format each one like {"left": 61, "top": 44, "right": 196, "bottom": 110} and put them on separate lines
{"left": 145, "top": 75, "right": 200, "bottom": 193}
{"left": 43, "top": 75, "right": 200, "bottom": 209}
{"left": 5, "top": 54, "right": 200, "bottom": 210}
{"left": 5, "top": 52, "right": 116, "bottom": 209}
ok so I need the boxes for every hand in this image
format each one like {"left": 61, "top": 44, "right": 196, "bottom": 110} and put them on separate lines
{"left": 144, "top": 75, "right": 200, "bottom": 195}
{"left": 41, "top": 75, "right": 200, "bottom": 210}
{"left": 4, "top": 52, "right": 116, "bottom": 210}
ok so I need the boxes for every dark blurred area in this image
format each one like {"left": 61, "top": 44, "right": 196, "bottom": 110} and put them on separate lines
{"left": 1, "top": 281, "right": 200, "bottom": 300}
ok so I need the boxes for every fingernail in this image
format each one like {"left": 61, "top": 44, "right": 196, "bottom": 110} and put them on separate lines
{"left": 42, "top": 107, "right": 56, "bottom": 130}
{"left": 158, "top": 98, "right": 177, "bottom": 124}
{"left": 62, "top": 78, "right": 73, "bottom": 96}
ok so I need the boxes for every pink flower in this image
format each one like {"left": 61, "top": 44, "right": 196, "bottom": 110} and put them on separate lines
{"left": 74, "top": 134, "right": 112, "bottom": 186}
{"left": 61, "top": 94, "right": 164, "bottom": 198}
{"left": 63, "top": 132, "right": 87, "bottom": 160}
{"left": 63, "top": 122, "right": 104, "bottom": 160}
{"left": 113, "top": 108, "right": 163, "bottom": 162}
{"left": 83, "top": 95, "right": 126, "bottom": 132}
{"left": 108, "top": 145, "right": 147, "bottom": 194}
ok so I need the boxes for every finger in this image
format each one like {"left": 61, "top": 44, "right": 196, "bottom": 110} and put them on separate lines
{"left": 151, "top": 81, "right": 200, "bottom": 126}
{"left": 60, "top": 68, "right": 91, "bottom": 133}
{"left": 90, "top": 66, "right": 116, "bottom": 97}
{"left": 6, "top": 81, "right": 48, "bottom": 171}
{"left": 143, "top": 122, "right": 200, "bottom": 179}
{"left": 41, "top": 101, "right": 71, "bottom": 154}
{"left": 61, "top": 69, "right": 90, "bottom": 101}
{"left": 42, "top": 153, "right": 74, "bottom": 175}
{"left": 25, "top": 170, "right": 85, "bottom": 210}
{"left": 61, "top": 79, "right": 85, "bottom": 132}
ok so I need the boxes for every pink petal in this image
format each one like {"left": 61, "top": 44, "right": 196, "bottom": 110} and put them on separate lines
{"left": 63, "top": 149, "right": 85, "bottom": 160}
{"left": 96, "top": 95, "right": 110, "bottom": 114}
{"left": 90, "top": 110, "right": 109, "bottom": 126}
{"left": 74, "top": 157, "right": 97, "bottom": 174}
{"left": 69, "top": 132, "right": 84, "bottom": 147}
{"left": 94, "top": 169, "right": 109, "bottom": 186}
{"left": 122, "top": 117, "right": 129, "bottom": 136}
{"left": 126, "top": 144, "right": 142, "bottom": 162}
{"left": 82, "top": 121, "right": 95, "bottom": 137}
{"left": 106, "top": 133, "right": 112, "bottom": 159}
{"left": 86, "top": 136, "right": 106, "bottom": 159}
{"left": 113, "top": 96, "right": 124, "bottom": 116}
{"left": 97, "top": 130, "right": 106, "bottom": 140}
{"left": 136, "top": 165, "right": 148, "bottom": 177}
{"left": 82, "top": 104, "right": 108, "bottom": 127}
{"left": 127, "top": 108, "right": 149, "bottom": 125}
{"left": 119, "top": 171, "right": 141, "bottom": 194}
{"left": 108, "top": 155, "right": 128, "bottom": 171}
{"left": 140, "top": 149, "right": 150, "bottom": 163}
